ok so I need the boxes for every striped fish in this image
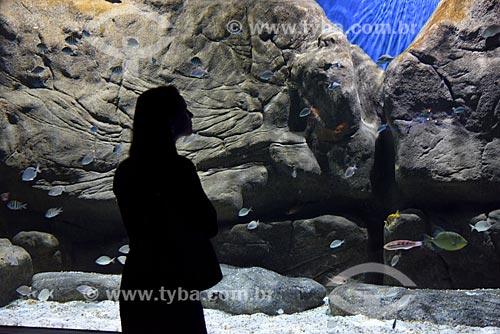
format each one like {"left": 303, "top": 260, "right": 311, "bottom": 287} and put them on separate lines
{"left": 7, "top": 200, "right": 27, "bottom": 210}
{"left": 383, "top": 240, "right": 422, "bottom": 251}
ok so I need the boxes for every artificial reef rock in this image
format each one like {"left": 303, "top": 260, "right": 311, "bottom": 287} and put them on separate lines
{"left": 384, "top": 0, "right": 500, "bottom": 205}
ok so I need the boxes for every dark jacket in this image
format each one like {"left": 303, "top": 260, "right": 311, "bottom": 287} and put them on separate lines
{"left": 113, "top": 154, "right": 222, "bottom": 291}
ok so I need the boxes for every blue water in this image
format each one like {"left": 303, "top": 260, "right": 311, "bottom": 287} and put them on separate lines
{"left": 316, "top": 0, "right": 441, "bottom": 68}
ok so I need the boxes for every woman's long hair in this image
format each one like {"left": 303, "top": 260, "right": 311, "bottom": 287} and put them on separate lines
{"left": 129, "top": 86, "right": 184, "bottom": 159}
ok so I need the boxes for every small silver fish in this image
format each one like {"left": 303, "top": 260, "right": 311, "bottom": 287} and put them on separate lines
{"left": 329, "top": 239, "right": 344, "bottom": 248}
{"left": 111, "top": 66, "right": 123, "bottom": 75}
{"left": 453, "top": 106, "right": 465, "bottom": 114}
{"left": 470, "top": 220, "right": 492, "bottom": 232}
{"left": 118, "top": 244, "right": 130, "bottom": 254}
{"left": 95, "top": 256, "right": 115, "bottom": 265}
{"left": 391, "top": 254, "right": 400, "bottom": 267}
{"left": 127, "top": 38, "right": 139, "bottom": 47}
{"left": 31, "top": 66, "right": 45, "bottom": 75}
{"left": 81, "top": 154, "right": 94, "bottom": 166}
{"left": 48, "top": 186, "right": 64, "bottom": 197}
{"left": 61, "top": 47, "right": 74, "bottom": 55}
{"left": 76, "top": 285, "right": 97, "bottom": 296}
{"left": 276, "top": 308, "right": 284, "bottom": 315}
{"left": 376, "top": 54, "right": 394, "bottom": 65}
{"left": 45, "top": 207, "right": 63, "bottom": 219}
{"left": 299, "top": 107, "right": 312, "bottom": 118}
{"left": 117, "top": 256, "right": 127, "bottom": 265}
{"left": 481, "top": 24, "right": 500, "bottom": 38}
{"left": 259, "top": 70, "right": 274, "bottom": 81}
{"left": 37, "top": 288, "right": 53, "bottom": 301}
{"left": 190, "top": 67, "right": 208, "bottom": 78}
{"left": 247, "top": 220, "right": 259, "bottom": 230}
{"left": 238, "top": 207, "right": 252, "bottom": 217}
{"left": 327, "top": 81, "right": 341, "bottom": 90}
{"left": 344, "top": 165, "right": 357, "bottom": 178}
{"left": 7, "top": 200, "right": 27, "bottom": 210}
{"left": 291, "top": 168, "right": 297, "bottom": 178}
{"left": 22, "top": 164, "right": 41, "bottom": 181}
{"left": 326, "top": 275, "right": 348, "bottom": 286}
{"left": 16, "top": 285, "right": 32, "bottom": 297}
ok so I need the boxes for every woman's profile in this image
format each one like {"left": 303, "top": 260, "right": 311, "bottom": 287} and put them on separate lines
{"left": 113, "top": 85, "right": 223, "bottom": 333}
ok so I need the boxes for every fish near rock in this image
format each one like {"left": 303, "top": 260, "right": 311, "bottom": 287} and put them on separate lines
{"left": 423, "top": 232, "right": 467, "bottom": 251}
{"left": 376, "top": 54, "right": 394, "bottom": 65}
{"left": 95, "top": 256, "right": 115, "bottom": 265}
{"left": 45, "top": 207, "right": 63, "bottom": 219}
{"left": 469, "top": 220, "right": 492, "bottom": 232}
{"left": 344, "top": 165, "right": 357, "bottom": 178}
{"left": 383, "top": 240, "right": 423, "bottom": 251}
{"left": 7, "top": 200, "right": 27, "bottom": 210}
{"left": 22, "top": 164, "right": 41, "bottom": 181}
{"left": 238, "top": 207, "right": 252, "bottom": 217}
{"left": 384, "top": 210, "right": 400, "bottom": 228}
{"left": 247, "top": 220, "right": 259, "bottom": 230}
{"left": 329, "top": 239, "right": 344, "bottom": 249}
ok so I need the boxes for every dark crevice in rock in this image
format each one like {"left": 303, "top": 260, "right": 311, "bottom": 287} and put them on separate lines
{"left": 410, "top": 51, "right": 456, "bottom": 102}
{"left": 0, "top": 17, "right": 16, "bottom": 41}
{"left": 484, "top": 35, "right": 500, "bottom": 50}
{"left": 364, "top": 127, "right": 398, "bottom": 284}
{"left": 287, "top": 220, "right": 294, "bottom": 255}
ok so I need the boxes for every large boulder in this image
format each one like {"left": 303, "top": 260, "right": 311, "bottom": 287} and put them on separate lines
{"left": 214, "top": 215, "right": 368, "bottom": 284}
{"left": 202, "top": 264, "right": 327, "bottom": 315}
{"left": 0, "top": 0, "right": 383, "bottom": 244}
{"left": 0, "top": 239, "right": 33, "bottom": 307}
{"left": 31, "top": 271, "right": 121, "bottom": 302}
{"left": 12, "top": 231, "right": 62, "bottom": 273}
{"left": 384, "top": 0, "right": 500, "bottom": 204}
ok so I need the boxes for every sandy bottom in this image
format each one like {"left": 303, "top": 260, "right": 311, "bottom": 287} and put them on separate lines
{"left": 0, "top": 299, "right": 499, "bottom": 334}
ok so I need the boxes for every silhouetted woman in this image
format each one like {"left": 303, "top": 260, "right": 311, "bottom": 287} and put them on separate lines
{"left": 113, "top": 86, "right": 223, "bottom": 333}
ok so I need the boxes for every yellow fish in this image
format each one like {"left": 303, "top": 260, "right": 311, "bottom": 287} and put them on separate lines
{"left": 384, "top": 210, "right": 400, "bottom": 227}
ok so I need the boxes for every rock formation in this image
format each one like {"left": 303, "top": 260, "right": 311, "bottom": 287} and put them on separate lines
{"left": 384, "top": 0, "right": 500, "bottom": 204}
{"left": 0, "top": 239, "right": 32, "bottom": 307}
{"left": 329, "top": 282, "right": 500, "bottom": 327}
{"left": 0, "top": 0, "right": 383, "bottom": 283}
{"left": 0, "top": 0, "right": 498, "bottom": 291}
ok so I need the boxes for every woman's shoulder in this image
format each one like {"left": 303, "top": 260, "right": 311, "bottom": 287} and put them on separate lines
{"left": 114, "top": 158, "right": 134, "bottom": 177}
{"left": 175, "top": 155, "right": 196, "bottom": 169}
